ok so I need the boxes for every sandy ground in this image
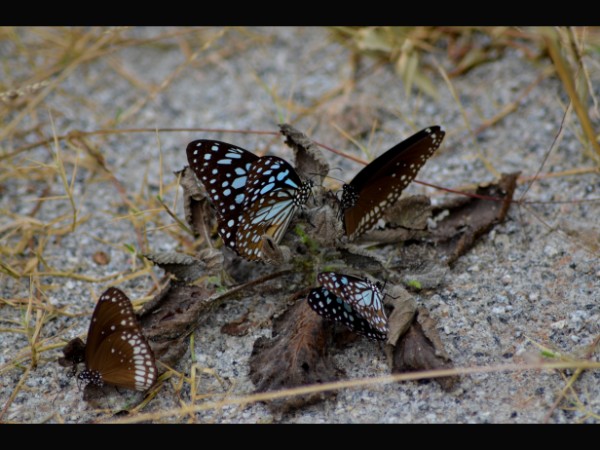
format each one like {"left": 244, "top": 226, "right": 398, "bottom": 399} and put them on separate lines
{"left": 0, "top": 27, "right": 599, "bottom": 423}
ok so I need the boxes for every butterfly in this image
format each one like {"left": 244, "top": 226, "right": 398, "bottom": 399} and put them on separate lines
{"left": 74, "top": 287, "right": 157, "bottom": 392}
{"left": 340, "top": 126, "right": 445, "bottom": 238}
{"left": 186, "top": 140, "right": 312, "bottom": 261}
{"left": 307, "top": 272, "right": 388, "bottom": 341}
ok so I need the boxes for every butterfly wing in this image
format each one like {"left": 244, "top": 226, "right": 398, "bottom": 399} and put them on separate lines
{"left": 242, "top": 156, "right": 304, "bottom": 206}
{"left": 317, "top": 273, "right": 388, "bottom": 337}
{"left": 186, "top": 140, "right": 258, "bottom": 251}
{"left": 235, "top": 156, "right": 311, "bottom": 261}
{"left": 307, "top": 287, "right": 387, "bottom": 341}
{"left": 343, "top": 126, "right": 445, "bottom": 237}
{"left": 236, "top": 189, "right": 298, "bottom": 260}
{"left": 83, "top": 288, "right": 157, "bottom": 391}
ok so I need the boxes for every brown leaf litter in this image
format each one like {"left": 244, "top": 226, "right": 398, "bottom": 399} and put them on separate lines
{"left": 248, "top": 292, "right": 341, "bottom": 413}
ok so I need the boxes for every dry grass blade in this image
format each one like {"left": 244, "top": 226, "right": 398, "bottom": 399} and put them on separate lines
{"left": 106, "top": 359, "right": 600, "bottom": 423}
{"left": 0, "top": 28, "right": 116, "bottom": 143}
{"left": 544, "top": 29, "right": 600, "bottom": 160}
{"left": 543, "top": 334, "right": 600, "bottom": 423}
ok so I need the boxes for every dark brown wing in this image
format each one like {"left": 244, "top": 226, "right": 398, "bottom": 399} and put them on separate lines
{"left": 186, "top": 140, "right": 258, "bottom": 251}
{"left": 84, "top": 288, "right": 156, "bottom": 391}
{"left": 343, "top": 126, "right": 444, "bottom": 237}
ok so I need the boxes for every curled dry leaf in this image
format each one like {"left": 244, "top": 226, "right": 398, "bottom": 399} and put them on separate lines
{"left": 393, "top": 242, "right": 439, "bottom": 272}
{"left": 384, "top": 172, "right": 518, "bottom": 272}
{"left": 279, "top": 123, "right": 329, "bottom": 187}
{"left": 177, "top": 166, "right": 215, "bottom": 243}
{"left": 248, "top": 293, "right": 340, "bottom": 413}
{"left": 383, "top": 284, "right": 417, "bottom": 345}
{"left": 137, "top": 279, "right": 215, "bottom": 367}
{"left": 144, "top": 248, "right": 223, "bottom": 282}
{"left": 222, "top": 249, "right": 275, "bottom": 284}
{"left": 430, "top": 172, "right": 519, "bottom": 265}
{"left": 416, "top": 307, "right": 452, "bottom": 361}
{"left": 390, "top": 307, "right": 458, "bottom": 392}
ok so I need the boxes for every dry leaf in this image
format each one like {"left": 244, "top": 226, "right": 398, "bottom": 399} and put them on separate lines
{"left": 144, "top": 248, "right": 223, "bottom": 282}
{"left": 384, "top": 285, "right": 417, "bottom": 345}
{"left": 248, "top": 294, "right": 340, "bottom": 413}
{"left": 347, "top": 196, "right": 432, "bottom": 245}
{"left": 391, "top": 307, "right": 458, "bottom": 391}
{"left": 430, "top": 172, "right": 519, "bottom": 265}
{"left": 137, "top": 279, "right": 215, "bottom": 367}
{"left": 384, "top": 195, "right": 432, "bottom": 229}
{"left": 304, "top": 191, "right": 344, "bottom": 248}
{"left": 177, "top": 166, "right": 215, "bottom": 244}
{"left": 279, "top": 123, "right": 329, "bottom": 187}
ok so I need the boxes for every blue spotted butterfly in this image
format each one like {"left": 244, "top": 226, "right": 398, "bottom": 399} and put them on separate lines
{"left": 307, "top": 272, "right": 388, "bottom": 341}
{"left": 186, "top": 140, "right": 312, "bottom": 261}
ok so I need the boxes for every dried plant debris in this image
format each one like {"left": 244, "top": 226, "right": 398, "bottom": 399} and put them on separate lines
{"left": 430, "top": 172, "right": 519, "bottom": 265}
{"left": 387, "top": 173, "right": 518, "bottom": 271}
{"left": 383, "top": 284, "right": 417, "bottom": 345}
{"left": 279, "top": 123, "right": 329, "bottom": 187}
{"left": 384, "top": 195, "right": 433, "bottom": 230}
{"left": 144, "top": 248, "right": 223, "bottom": 282}
{"left": 348, "top": 195, "right": 431, "bottom": 244}
{"left": 354, "top": 195, "right": 434, "bottom": 245}
{"left": 177, "top": 166, "right": 216, "bottom": 242}
{"left": 137, "top": 279, "right": 215, "bottom": 367}
{"left": 343, "top": 195, "right": 432, "bottom": 245}
{"left": 302, "top": 192, "right": 344, "bottom": 248}
{"left": 249, "top": 295, "right": 340, "bottom": 413}
{"left": 390, "top": 307, "right": 458, "bottom": 392}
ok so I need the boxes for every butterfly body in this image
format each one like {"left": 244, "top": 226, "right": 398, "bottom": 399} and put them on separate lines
{"left": 307, "top": 273, "right": 388, "bottom": 341}
{"left": 187, "top": 140, "right": 312, "bottom": 261}
{"left": 341, "top": 126, "right": 445, "bottom": 237}
{"left": 77, "top": 288, "right": 157, "bottom": 392}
